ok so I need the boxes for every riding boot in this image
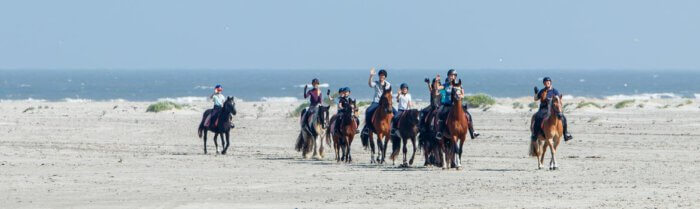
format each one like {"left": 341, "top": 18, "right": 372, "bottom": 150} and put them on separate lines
{"left": 467, "top": 113, "right": 479, "bottom": 139}
{"left": 562, "top": 115, "right": 573, "bottom": 141}
{"left": 361, "top": 125, "right": 370, "bottom": 136}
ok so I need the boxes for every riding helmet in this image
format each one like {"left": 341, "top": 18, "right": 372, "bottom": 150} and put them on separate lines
{"left": 311, "top": 78, "right": 320, "bottom": 85}
{"left": 338, "top": 87, "right": 344, "bottom": 93}
{"left": 400, "top": 83, "right": 409, "bottom": 90}
{"left": 543, "top": 77, "right": 552, "bottom": 83}
{"left": 345, "top": 87, "right": 351, "bottom": 92}
{"left": 447, "top": 69, "right": 457, "bottom": 76}
{"left": 378, "top": 69, "right": 387, "bottom": 77}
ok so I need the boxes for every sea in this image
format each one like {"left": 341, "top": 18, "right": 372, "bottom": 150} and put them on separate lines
{"left": 1, "top": 69, "right": 699, "bottom": 102}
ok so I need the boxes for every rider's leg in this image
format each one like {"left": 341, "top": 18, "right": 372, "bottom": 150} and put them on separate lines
{"left": 362, "top": 102, "right": 379, "bottom": 135}
{"left": 392, "top": 110, "right": 404, "bottom": 134}
{"left": 466, "top": 111, "right": 479, "bottom": 139}
{"left": 561, "top": 114, "right": 573, "bottom": 141}
{"left": 436, "top": 106, "right": 449, "bottom": 138}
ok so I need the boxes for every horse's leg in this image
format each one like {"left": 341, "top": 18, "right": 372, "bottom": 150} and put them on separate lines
{"left": 319, "top": 133, "right": 325, "bottom": 159}
{"left": 369, "top": 133, "right": 376, "bottom": 164}
{"left": 457, "top": 137, "right": 465, "bottom": 169}
{"left": 221, "top": 132, "right": 230, "bottom": 155}
{"left": 553, "top": 136, "right": 561, "bottom": 169}
{"left": 382, "top": 134, "right": 390, "bottom": 164}
{"left": 402, "top": 136, "right": 408, "bottom": 166}
{"left": 213, "top": 133, "right": 220, "bottom": 154}
{"left": 410, "top": 136, "right": 416, "bottom": 166}
{"left": 376, "top": 134, "right": 384, "bottom": 164}
{"left": 203, "top": 131, "right": 208, "bottom": 154}
{"left": 312, "top": 135, "right": 320, "bottom": 159}
{"left": 548, "top": 138, "right": 556, "bottom": 170}
{"left": 538, "top": 139, "right": 547, "bottom": 169}
{"left": 439, "top": 138, "right": 447, "bottom": 169}
{"left": 347, "top": 137, "right": 353, "bottom": 163}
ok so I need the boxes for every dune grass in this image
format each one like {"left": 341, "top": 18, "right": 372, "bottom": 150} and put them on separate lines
{"left": 614, "top": 100, "right": 635, "bottom": 109}
{"left": 463, "top": 93, "right": 496, "bottom": 108}
{"left": 289, "top": 102, "right": 310, "bottom": 117}
{"left": 512, "top": 102, "right": 524, "bottom": 109}
{"left": 576, "top": 101, "right": 602, "bottom": 109}
{"left": 357, "top": 101, "right": 371, "bottom": 108}
{"left": 146, "top": 101, "right": 183, "bottom": 113}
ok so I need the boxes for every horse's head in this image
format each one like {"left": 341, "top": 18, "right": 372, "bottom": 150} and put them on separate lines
{"left": 549, "top": 95, "right": 562, "bottom": 116}
{"left": 224, "top": 96, "right": 236, "bottom": 116}
{"left": 406, "top": 109, "right": 420, "bottom": 127}
{"left": 450, "top": 79, "right": 463, "bottom": 106}
{"left": 347, "top": 98, "right": 358, "bottom": 117}
{"left": 380, "top": 85, "right": 393, "bottom": 114}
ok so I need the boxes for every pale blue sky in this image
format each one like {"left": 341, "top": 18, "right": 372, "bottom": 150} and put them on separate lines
{"left": 1, "top": 0, "right": 698, "bottom": 70}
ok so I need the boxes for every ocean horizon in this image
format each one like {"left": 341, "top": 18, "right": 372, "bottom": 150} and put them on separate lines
{"left": 2, "top": 69, "right": 699, "bottom": 102}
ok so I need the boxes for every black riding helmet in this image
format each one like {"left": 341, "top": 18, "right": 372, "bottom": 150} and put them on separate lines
{"left": 542, "top": 77, "right": 552, "bottom": 83}
{"left": 400, "top": 83, "right": 408, "bottom": 90}
{"left": 378, "top": 69, "right": 387, "bottom": 77}
{"left": 311, "top": 78, "right": 320, "bottom": 85}
{"left": 447, "top": 69, "right": 457, "bottom": 76}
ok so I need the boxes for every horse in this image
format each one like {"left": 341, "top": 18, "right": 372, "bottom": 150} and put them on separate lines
{"left": 198, "top": 97, "right": 237, "bottom": 154}
{"left": 295, "top": 103, "right": 330, "bottom": 159}
{"left": 439, "top": 79, "right": 470, "bottom": 169}
{"left": 361, "top": 85, "right": 393, "bottom": 164}
{"left": 529, "top": 95, "right": 564, "bottom": 170}
{"left": 327, "top": 99, "right": 359, "bottom": 163}
{"left": 390, "top": 109, "right": 420, "bottom": 167}
{"left": 418, "top": 78, "right": 443, "bottom": 167}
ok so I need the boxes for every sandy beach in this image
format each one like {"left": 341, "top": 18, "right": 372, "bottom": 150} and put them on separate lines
{"left": 1, "top": 98, "right": 699, "bottom": 208}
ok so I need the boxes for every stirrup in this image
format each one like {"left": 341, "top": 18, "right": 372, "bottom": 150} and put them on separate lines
{"left": 530, "top": 135, "right": 536, "bottom": 141}
{"left": 435, "top": 131, "right": 443, "bottom": 139}
{"left": 564, "top": 134, "right": 573, "bottom": 141}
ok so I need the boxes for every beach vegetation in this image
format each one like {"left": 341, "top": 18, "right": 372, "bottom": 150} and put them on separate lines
{"left": 146, "top": 101, "right": 183, "bottom": 113}
{"left": 614, "top": 100, "right": 635, "bottom": 109}
{"left": 576, "top": 101, "right": 602, "bottom": 109}
{"left": 463, "top": 93, "right": 496, "bottom": 108}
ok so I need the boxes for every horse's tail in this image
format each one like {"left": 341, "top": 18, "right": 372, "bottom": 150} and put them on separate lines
{"left": 295, "top": 132, "right": 304, "bottom": 152}
{"left": 529, "top": 140, "right": 539, "bottom": 157}
{"left": 389, "top": 134, "right": 401, "bottom": 161}
{"left": 361, "top": 130, "right": 369, "bottom": 149}
{"left": 325, "top": 125, "right": 332, "bottom": 147}
{"left": 198, "top": 125, "right": 204, "bottom": 139}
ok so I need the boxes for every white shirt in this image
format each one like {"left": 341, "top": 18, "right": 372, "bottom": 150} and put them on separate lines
{"left": 369, "top": 80, "right": 391, "bottom": 103}
{"left": 397, "top": 93, "right": 411, "bottom": 110}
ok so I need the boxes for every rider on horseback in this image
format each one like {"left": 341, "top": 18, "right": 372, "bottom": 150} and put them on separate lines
{"left": 334, "top": 87, "right": 360, "bottom": 133}
{"left": 435, "top": 69, "right": 479, "bottom": 139}
{"left": 301, "top": 78, "right": 323, "bottom": 134}
{"left": 391, "top": 83, "right": 413, "bottom": 135}
{"left": 532, "top": 77, "right": 573, "bottom": 141}
{"left": 361, "top": 68, "right": 398, "bottom": 136}
{"left": 204, "top": 84, "right": 226, "bottom": 128}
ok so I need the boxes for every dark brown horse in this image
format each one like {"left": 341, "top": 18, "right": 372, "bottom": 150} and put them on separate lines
{"left": 439, "top": 79, "right": 470, "bottom": 169}
{"left": 327, "top": 99, "right": 359, "bottom": 163}
{"left": 418, "top": 78, "right": 443, "bottom": 167}
{"left": 390, "top": 109, "right": 420, "bottom": 166}
{"left": 529, "top": 95, "right": 564, "bottom": 170}
{"left": 198, "top": 97, "right": 237, "bottom": 154}
{"left": 361, "top": 86, "right": 393, "bottom": 164}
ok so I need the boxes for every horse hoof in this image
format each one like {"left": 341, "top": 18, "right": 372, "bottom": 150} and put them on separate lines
{"left": 221, "top": 151, "right": 227, "bottom": 155}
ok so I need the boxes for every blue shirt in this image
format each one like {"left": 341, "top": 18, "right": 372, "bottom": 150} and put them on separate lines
{"left": 537, "top": 88, "right": 560, "bottom": 107}
{"left": 440, "top": 82, "right": 456, "bottom": 105}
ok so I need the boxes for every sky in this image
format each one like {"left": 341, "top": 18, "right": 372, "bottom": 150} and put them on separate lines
{"left": 1, "top": 0, "right": 699, "bottom": 70}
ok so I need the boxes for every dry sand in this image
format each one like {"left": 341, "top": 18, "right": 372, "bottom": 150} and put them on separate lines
{"left": 1, "top": 98, "right": 699, "bottom": 208}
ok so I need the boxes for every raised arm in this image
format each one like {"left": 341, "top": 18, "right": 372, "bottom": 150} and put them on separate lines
{"left": 368, "top": 67, "right": 375, "bottom": 88}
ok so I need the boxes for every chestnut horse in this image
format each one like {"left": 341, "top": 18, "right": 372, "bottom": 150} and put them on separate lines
{"left": 361, "top": 85, "right": 393, "bottom": 164}
{"left": 390, "top": 109, "right": 420, "bottom": 166}
{"left": 439, "top": 79, "right": 470, "bottom": 169}
{"left": 327, "top": 99, "right": 359, "bottom": 163}
{"left": 529, "top": 95, "right": 564, "bottom": 170}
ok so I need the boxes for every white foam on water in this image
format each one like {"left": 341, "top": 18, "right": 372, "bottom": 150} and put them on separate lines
{"left": 604, "top": 93, "right": 681, "bottom": 100}
{"left": 193, "top": 85, "right": 214, "bottom": 90}
{"left": 63, "top": 98, "right": 93, "bottom": 103}
{"left": 260, "top": 97, "right": 298, "bottom": 103}
{"left": 158, "top": 96, "right": 209, "bottom": 103}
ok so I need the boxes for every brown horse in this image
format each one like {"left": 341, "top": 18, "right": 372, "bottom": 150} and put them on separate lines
{"left": 439, "top": 79, "right": 470, "bottom": 169}
{"left": 327, "top": 99, "right": 359, "bottom": 163}
{"left": 529, "top": 95, "right": 564, "bottom": 170}
{"left": 390, "top": 109, "right": 420, "bottom": 166}
{"left": 362, "top": 85, "right": 393, "bottom": 164}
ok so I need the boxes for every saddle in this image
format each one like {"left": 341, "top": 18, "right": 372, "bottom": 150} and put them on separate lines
{"left": 204, "top": 109, "right": 221, "bottom": 128}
